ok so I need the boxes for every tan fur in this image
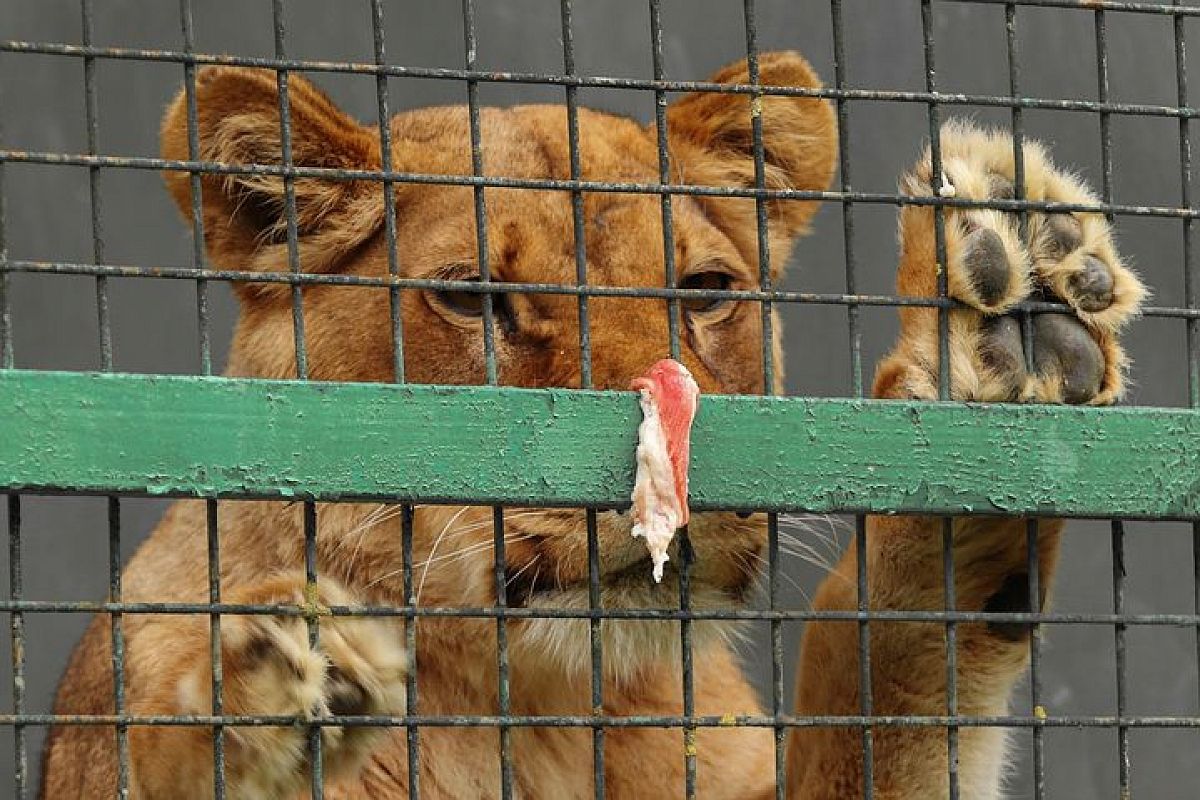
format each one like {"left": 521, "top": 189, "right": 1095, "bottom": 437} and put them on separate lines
{"left": 41, "top": 57, "right": 1138, "bottom": 799}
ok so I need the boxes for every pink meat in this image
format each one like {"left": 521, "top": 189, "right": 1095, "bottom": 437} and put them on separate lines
{"left": 630, "top": 358, "right": 700, "bottom": 582}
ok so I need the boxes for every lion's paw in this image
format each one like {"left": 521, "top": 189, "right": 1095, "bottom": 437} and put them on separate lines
{"left": 879, "top": 120, "right": 1146, "bottom": 405}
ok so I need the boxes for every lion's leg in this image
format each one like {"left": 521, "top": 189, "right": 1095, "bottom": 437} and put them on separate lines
{"left": 43, "top": 575, "right": 406, "bottom": 800}
{"left": 787, "top": 122, "right": 1144, "bottom": 799}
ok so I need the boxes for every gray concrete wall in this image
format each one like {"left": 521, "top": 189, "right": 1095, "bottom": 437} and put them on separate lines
{"left": 1, "top": 1, "right": 1198, "bottom": 796}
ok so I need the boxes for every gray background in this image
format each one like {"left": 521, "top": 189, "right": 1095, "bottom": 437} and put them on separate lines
{"left": 2, "top": 1, "right": 1199, "bottom": 797}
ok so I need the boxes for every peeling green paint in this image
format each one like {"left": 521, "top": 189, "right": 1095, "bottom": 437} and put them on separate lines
{"left": 1, "top": 370, "right": 1198, "bottom": 518}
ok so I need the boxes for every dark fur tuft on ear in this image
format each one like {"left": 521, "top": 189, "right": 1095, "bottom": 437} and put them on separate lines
{"left": 161, "top": 67, "right": 385, "bottom": 285}
{"left": 666, "top": 52, "right": 837, "bottom": 275}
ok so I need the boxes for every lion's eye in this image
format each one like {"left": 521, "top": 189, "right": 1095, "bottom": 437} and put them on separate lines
{"left": 679, "top": 271, "right": 733, "bottom": 313}
{"left": 434, "top": 278, "right": 486, "bottom": 317}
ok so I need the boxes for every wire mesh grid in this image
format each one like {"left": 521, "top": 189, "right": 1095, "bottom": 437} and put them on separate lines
{"left": 1, "top": 0, "right": 1199, "bottom": 798}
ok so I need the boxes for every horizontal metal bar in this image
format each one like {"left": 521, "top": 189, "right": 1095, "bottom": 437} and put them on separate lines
{"left": 2, "top": 370, "right": 1199, "bottom": 517}
{"left": 3, "top": 40, "right": 1198, "bottom": 115}
{"left": 0, "top": 598, "right": 1196, "bottom": 626}
{"left": 2, "top": 149, "right": 1198, "bottom": 220}
{"left": 3, "top": 712, "right": 1199, "bottom": 730}
{"left": 942, "top": 0, "right": 1200, "bottom": 14}
{"left": 4, "top": 259, "right": 1200, "bottom": 320}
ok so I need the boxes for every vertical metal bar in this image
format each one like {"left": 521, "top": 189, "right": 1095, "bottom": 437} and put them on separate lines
{"left": 854, "top": 517, "right": 873, "bottom": 799}
{"left": 646, "top": 3, "right": 691, "bottom": 794}
{"left": 82, "top": 13, "right": 127, "bottom": 790}
{"left": 206, "top": 498, "right": 225, "bottom": 799}
{"left": 8, "top": 495, "right": 24, "bottom": 800}
{"left": 743, "top": 0, "right": 774, "bottom": 394}
{"left": 1095, "top": 10, "right": 1115, "bottom": 219}
{"left": 830, "top": 4, "right": 873, "bottom": 793}
{"left": 1092, "top": 17, "right": 1126, "bottom": 795}
{"left": 80, "top": 0, "right": 112, "bottom": 372}
{"left": 107, "top": 497, "right": 129, "bottom": 798}
{"left": 560, "top": 0, "right": 593, "bottom": 390}
{"left": 369, "top": 0, "right": 406, "bottom": 384}
{"left": 0, "top": 53, "right": 9, "bottom": 370}
{"left": 921, "top": 3, "right": 957, "bottom": 795}
{"left": 271, "top": 0, "right": 308, "bottom": 381}
{"left": 460, "top": 8, "right": 508, "bottom": 794}
{"left": 767, "top": 514, "right": 785, "bottom": 800}
{"left": 402, "top": 504, "right": 420, "bottom": 800}
{"left": 302, "top": 500, "right": 323, "bottom": 797}
{"left": 647, "top": 0, "right": 681, "bottom": 362}
{"left": 739, "top": 10, "right": 780, "bottom": 798}
{"left": 1025, "top": 519, "right": 1045, "bottom": 800}
{"left": 559, "top": 3, "right": 601, "bottom": 787}
{"left": 1112, "top": 520, "right": 1130, "bottom": 796}
{"left": 179, "top": 0, "right": 212, "bottom": 376}
{"left": 1175, "top": 0, "right": 1197, "bottom": 409}
{"left": 1005, "top": 10, "right": 1044, "bottom": 797}
{"left": 676, "top": 526, "right": 697, "bottom": 800}
{"left": 920, "top": 0, "right": 952, "bottom": 403}
{"left": 492, "top": 506, "right": 513, "bottom": 800}
{"left": 941, "top": 517, "right": 959, "bottom": 800}
{"left": 1171, "top": 6, "right": 1200, "bottom": 763}
{"left": 461, "top": 0, "right": 498, "bottom": 386}
{"left": 586, "top": 509, "right": 605, "bottom": 799}
{"left": 740, "top": 5, "right": 783, "bottom": 795}
{"left": 270, "top": 5, "right": 319, "bottom": 792}
{"left": 830, "top": 0, "right": 863, "bottom": 399}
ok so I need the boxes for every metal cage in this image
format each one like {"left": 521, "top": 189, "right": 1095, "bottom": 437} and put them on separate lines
{"left": 2, "top": 0, "right": 1200, "bottom": 797}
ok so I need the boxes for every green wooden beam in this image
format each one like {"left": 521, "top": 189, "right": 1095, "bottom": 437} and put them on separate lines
{"left": 1, "top": 370, "right": 1197, "bottom": 518}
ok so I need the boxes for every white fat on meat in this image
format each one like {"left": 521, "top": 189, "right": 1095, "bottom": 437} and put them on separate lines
{"left": 630, "top": 388, "right": 683, "bottom": 582}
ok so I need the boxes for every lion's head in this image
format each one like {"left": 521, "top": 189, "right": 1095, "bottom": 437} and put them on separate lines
{"left": 161, "top": 53, "right": 836, "bottom": 680}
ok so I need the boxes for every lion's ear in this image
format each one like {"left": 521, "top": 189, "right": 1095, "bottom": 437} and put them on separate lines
{"left": 666, "top": 52, "right": 837, "bottom": 272}
{"left": 160, "top": 67, "right": 384, "bottom": 280}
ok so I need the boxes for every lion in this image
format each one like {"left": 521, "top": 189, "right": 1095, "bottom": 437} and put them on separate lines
{"left": 39, "top": 52, "right": 1144, "bottom": 799}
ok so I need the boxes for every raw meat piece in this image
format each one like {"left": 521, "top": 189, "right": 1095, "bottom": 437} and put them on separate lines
{"left": 630, "top": 358, "right": 700, "bottom": 582}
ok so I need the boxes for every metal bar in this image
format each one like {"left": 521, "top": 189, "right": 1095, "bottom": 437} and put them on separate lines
{"left": 206, "top": 498, "right": 225, "bottom": 799}
{"left": 0, "top": 52, "right": 9, "bottom": 370}
{"left": 491, "top": 506, "right": 514, "bottom": 799}
{"left": 269, "top": 5, "right": 320, "bottom": 795}
{"left": 1026, "top": 519, "right": 1046, "bottom": 800}
{"left": 6, "top": 710, "right": 1200, "bottom": 729}
{"left": 8, "top": 148, "right": 1200, "bottom": 219}
{"left": 1, "top": 597, "right": 1200, "bottom": 625}
{"left": 401, "top": 504, "right": 420, "bottom": 799}
{"left": 5, "top": 371, "right": 1200, "bottom": 517}
{"left": 270, "top": 0, "right": 307, "bottom": 382}
{"left": 178, "top": 0, "right": 211, "bottom": 376}
{"left": 920, "top": 6, "right": 958, "bottom": 790}
{"left": 303, "top": 500, "right": 323, "bottom": 797}
{"left": 739, "top": 5, "right": 786, "bottom": 795}
{"left": 107, "top": 497, "right": 129, "bottom": 798}
{"left": 7, "top": 40, "right": 1200, "bottom": 94}
{"left": 80, "top": 0, "right": 111, "bottom": 372}
{"left": 1173, "top": 9, "right": 1200, "bottom": 750}
{"left": 560, "top": 0, "right": 592, "bottom": 391}
{"left": 8, "top": 495, "right": 24, "bottom": 800}
{"left": 586, "top": 509, "right": 605, "bottom": 799}
{"left": 22, "top": 258, "right": 1200, "bottom": 316}
{"left": 560, "top": 5, "right": 602, "bottom": 789}
{"left": 647, "top": 0, "right": 681, "bottom": 361}
{"left": 1112, "top": 520, "right": 1130, "bottom": 795}
{"left": 1177, "top": 0, "right": 1198, "bottom": 410}
{"left": 854, "top": 516, "right": 873, "bottom": 799}
{"left": 461, "top": 0, "right": 498, "bottom": 387}
{"left": 830, "top": 0, "right": 863, "bottom": 399}
{"left": 369, "top": 0, "right": 405, "bottom": 384}
{"left": 1004, "top": 8, "right": 1046, "bottom": 795}
{"left": 830, "top": 6, "right": 874, "bottom": 791}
